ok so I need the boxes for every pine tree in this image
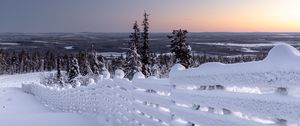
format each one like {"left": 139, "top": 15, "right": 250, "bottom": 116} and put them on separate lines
{"left": 56, "top": 56, "right": 63, "bottom": 85}
{"left": 68, "top": 57, "right": 80, "bottom": 84}
{"left": 125, "top": 21, "right": 142, "bottom": 79}
{"left": 97, "top": 55, "right": 106, "bottom": 74}
{"left": 49, "top": 52, "right": 56, "bottom": 70}
{"left": 0, "top": 49, "right": 7, "bottom": 74}
{"left": 10, "top": 51, "right": 18, "bottom": 74}
{"left": 33, "top": 50, "right": 41, "bottom": 72}
{"left": 168, "top": 29, "right": 192, "bottom": 68}
{"left": 140, "top": 11, "right": 151, "bottom": 77}
{"left": 81, "top": 51, "right": 92, "bottom": 76}
{"left": 62, "top": 54, "right": 70, "bottom": 73}
{"left": 89, "top": 44, "right": 101, "bottom": 75}
{"left": 44, "top": 51, "right": 51, "bottom": 71}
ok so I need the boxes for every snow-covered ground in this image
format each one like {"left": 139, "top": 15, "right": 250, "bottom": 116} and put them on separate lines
{"left": 0, "top": 72, "right": 42, "bottom": 88}
{"left": 0, "top": 73, "right": 110, "bottom": 126}
{"left": 1, "top": 43, "right": 300, "bottom": 126}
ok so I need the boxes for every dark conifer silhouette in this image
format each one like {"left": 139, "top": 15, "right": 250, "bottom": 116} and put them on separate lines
{"left": 168, "top": 29, "right": 192, "bottom": 68}
{"left": 140, "top": 11, "right": 151, "bottom": 77}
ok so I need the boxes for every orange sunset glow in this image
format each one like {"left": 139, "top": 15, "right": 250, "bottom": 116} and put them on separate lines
{"left": 149, "top": 0, "right": 300, "bottom": 32}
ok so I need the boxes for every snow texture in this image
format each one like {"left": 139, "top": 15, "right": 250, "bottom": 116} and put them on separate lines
{"left": 4, "top": 43, "right": 300, "bottom": 126}
{"left": 0, "top": 73, "right": 109, "bottom": 126}
{"left": 170, "top": 43, "right": 300, "bottom": 126}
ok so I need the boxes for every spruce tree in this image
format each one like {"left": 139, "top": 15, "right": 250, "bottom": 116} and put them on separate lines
{"left": 56, "top": 56, "right": 63, "bottom": 85}
{"left": 81, "top": 51, "right": 93, "bottom": 76}
{"left": 33, "top": 50, "right": 41, "bottom": 72}
{"left": 168, "top": 29, "right": 192, "bottom": 68}
{"left": 78, "top": 51, "right": 92, "bottom": 76}
{"left": 125, "top": 21, "right": 142, "bottom": 79}
{"left": 44, "top": 51, "right": 51, "bottom": 71}
{"left": 97, "top": 55, "right": 106, "bottom": 74}
{"left": 88, "top": 44, "right": 104, "bottom": 75}
{"left": 68, "top": 57, "right": 80, "bottom": 83}
{"left": 62, "top": 54, "right": 70, "bottom": 73}
{"left": 10, "top": 51, "right": 18, "bottom": 74}
{"left": 0, "top": 49, "right": 7, "bottom": 74}
{"left": 140, "top": 11, "right": 151, "bottom": 77}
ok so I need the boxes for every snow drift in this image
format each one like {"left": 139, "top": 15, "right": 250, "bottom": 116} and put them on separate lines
{"left": 171, "top": 43, "right": 300, "bottom": 126}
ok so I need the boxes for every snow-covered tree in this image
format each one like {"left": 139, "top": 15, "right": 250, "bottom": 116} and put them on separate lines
{"left": 125, "top": 21, "right": 142, "bottom": 80}
{"left": 56, "top": 56, "right": 64, "bottom": 86}
{"left": 79, "top": 51, "right": 92, "bottom": 76}
{"left": 110, "top": 54, "right": 125, "bottom": 75}
{"left": 68, "top": 57, "right": 80, "bottom": 84}
{"left": 89, "top": 44, "right": 106, "bottom": 75}
{"left": 10, "top": 51, "right": 18, "bottom": 74}
{"left": 140, "top": 11, "right": 151, "bottom": 77}
{"left": 32, "top": 50, "right": 41, "bottom": 72}
{"left": 168, "top": 29, "right": 192, "bottom": 68}
{"left": 97, "top": 55, "right": 107, "bottom": 74}
{"left": 0, "top": 49, "right": 7, "bottom": 74}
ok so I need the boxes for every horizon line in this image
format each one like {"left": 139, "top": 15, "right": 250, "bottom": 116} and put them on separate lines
{"left": 1, "top": 31, "right": 300, "bottom": 34}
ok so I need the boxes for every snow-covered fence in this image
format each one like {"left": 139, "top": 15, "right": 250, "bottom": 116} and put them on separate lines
{"left": 22, "top": 71, "right": 173, "bottom": 126}
{"left": 169, "top": 44, "right": 300, "bottom": 126}
{"left": 22, "top": 44, "right": 300, "bottom": 126}
{"left": 132, "top": 76, "right": 172, "bottom": 126}
{"left": 22, "top": 83, "right": 103, "bottom": 113}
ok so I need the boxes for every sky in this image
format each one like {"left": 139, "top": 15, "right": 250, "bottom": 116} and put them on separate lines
{"left": 0, "top": 0, "right": 300, "bottom": 33}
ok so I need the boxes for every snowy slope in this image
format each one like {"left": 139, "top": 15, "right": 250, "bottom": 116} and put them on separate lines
{"left": 0, "top": 88, "right": 103, "bottom": 126}
{"left": 170, "top": 43, "right": 300, "bottom": 126}
{"left": 2, "top": 43, "right": 300, "bottom": 126}
{"left": 171, "top": 43, "right": 300, "bottom": 76}
{"left": 0, "top": 72, "right": 44, "bottom": 88}
{"left": 170, "top": 43, "right": 300, "bottom": 90}
{"left": 0, "top": 72, "right": 111, "bottom": 126}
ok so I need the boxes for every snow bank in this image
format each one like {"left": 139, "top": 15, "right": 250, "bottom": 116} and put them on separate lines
{"left": 171, "top": 43, "right": 300, "bottom": 89}
{"left": 172, "top": 43, "right": 300, "bottom": 75}
{"left": 0, "top": 72, "right": 47, "bottom": 88}
{"left": 170, "top": 43, "right": 300, "bottom": 126}
{"left": 0, "top": 88, "right": 102, "bottom": 126}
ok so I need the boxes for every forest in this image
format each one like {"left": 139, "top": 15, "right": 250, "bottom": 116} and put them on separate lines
{"left": 0, "top": 12, "right": 267, "bottom": 87}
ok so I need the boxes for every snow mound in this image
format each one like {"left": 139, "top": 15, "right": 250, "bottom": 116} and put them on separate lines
{"left": 114, "top": 69, "right": 125, "bottom": 79}
{"left": 171, "top": 43, "right": 300, "bottom": 77}
{"left": 170, "top": 64, "right": 186, "bottom": 77}
{"left": 264, "top": 43, "right": 300, "bottom": 62}
{"left": 102, "top": 70, "right": 111, "bottom": 79}
{"left": 133, "top": 72, "right": 145, "bottom": 80}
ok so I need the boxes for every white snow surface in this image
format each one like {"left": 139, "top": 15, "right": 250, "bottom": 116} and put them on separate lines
{"left": 0, "top": 72, "right": 110, "bottom": 126}
{"left": 0, "top": 72, "right": 43, "bottom": 88}
{"left": 0, "top": 42, "right": 20, "bottom": 46}
{"left": 1, "top": 43, "right": 300, "bottom": 126}
{"left": 172, "top": 43, "right": 300, "bottom": 76}
{"left": 64, "top": 46, "right": 74, "bottom": 50}
{"left": 170, "top": 43, "right": 300, "bottom": 126}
